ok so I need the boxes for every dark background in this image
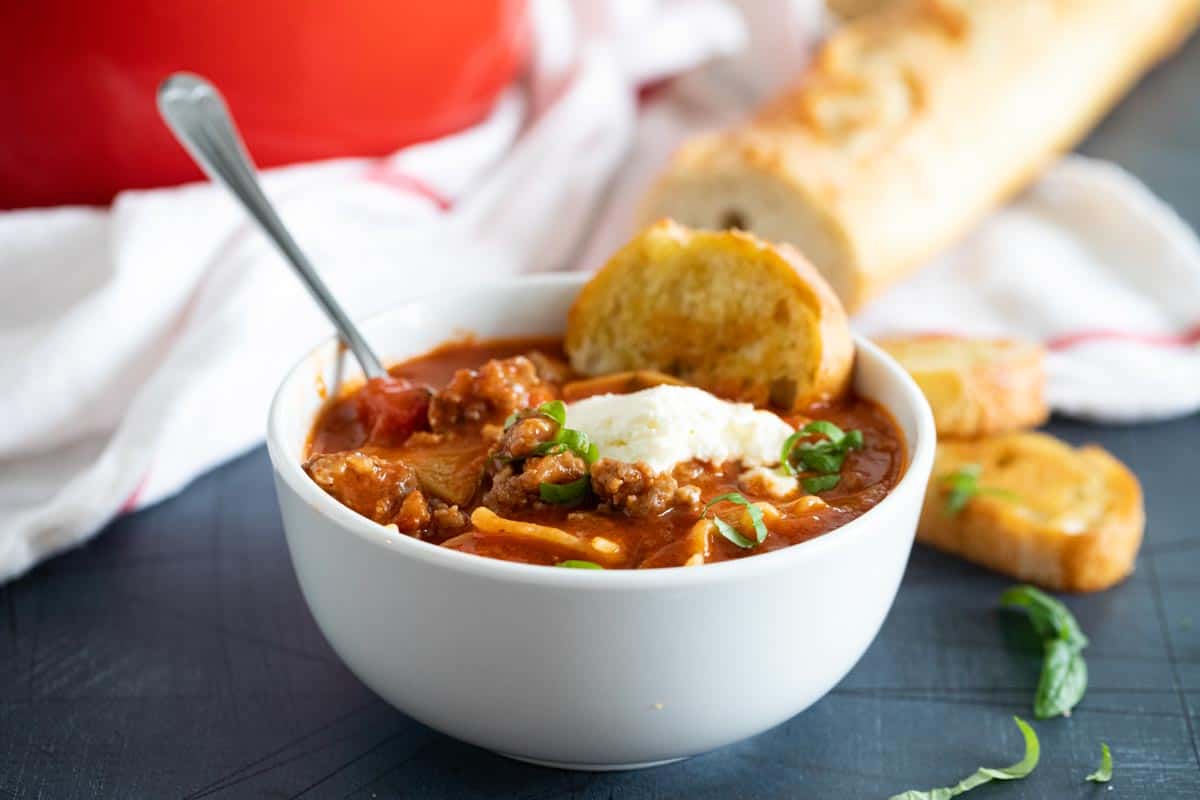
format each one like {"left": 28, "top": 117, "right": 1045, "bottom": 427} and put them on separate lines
{"left": 3, "top": 35, "right": 1200, "bottom": 800}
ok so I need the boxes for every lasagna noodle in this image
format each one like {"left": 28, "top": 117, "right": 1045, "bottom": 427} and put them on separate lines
{"left": 463, "top": 507, "right": 623, "bottom": 562}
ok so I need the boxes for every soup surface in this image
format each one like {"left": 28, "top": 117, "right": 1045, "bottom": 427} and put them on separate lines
{"left": 305, "top": 337, "right": 907, "bottom": 569}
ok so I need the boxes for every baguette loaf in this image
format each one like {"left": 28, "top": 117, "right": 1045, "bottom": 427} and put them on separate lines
{"left": 565, "top": 220, "right": 853, "bottom": 410}
{"left": 920, "top": 433, "right": 1144, "bottom": 592}
{"left": 640, "top": 0, "right": 1200, "bottom": 310}
{"left": 878, "top": 335, "right": 1048, "bottom": 437}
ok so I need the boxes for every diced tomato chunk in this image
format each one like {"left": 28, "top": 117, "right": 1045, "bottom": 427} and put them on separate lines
{"left": 355, "top": 376, "right": 431, "bottom": 447}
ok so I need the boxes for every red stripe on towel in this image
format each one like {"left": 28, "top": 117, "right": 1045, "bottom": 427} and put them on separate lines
{"left": 1046, "top": 324, "right": 1200, "bottom": 351}
{"left": 874, "top": 327, "right": 1200, "bottom": 351}
{"left": 364, "top": 165, "right": 452, "bottom": 211}
{"left": 120, "top": 472, "right": 151, "bottom": 514}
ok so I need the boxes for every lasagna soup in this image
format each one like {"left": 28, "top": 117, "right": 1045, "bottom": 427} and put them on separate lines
{"left": 304, "top": 337, "right": 907, "bottom": 569}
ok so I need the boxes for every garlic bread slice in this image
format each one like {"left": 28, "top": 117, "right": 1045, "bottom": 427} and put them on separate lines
{"left": 919, "top": 433, "right": 1144, "bottom": 593}
{"left": 566, "top": 220, "right": 853, "bottom": 410}
{"left": 878, "top": 336, "right": 1048, "bottom": 437}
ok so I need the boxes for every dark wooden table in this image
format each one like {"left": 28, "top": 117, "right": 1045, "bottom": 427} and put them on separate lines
{"left": 4, "top": 37, "right": 1200, "bottom": 800}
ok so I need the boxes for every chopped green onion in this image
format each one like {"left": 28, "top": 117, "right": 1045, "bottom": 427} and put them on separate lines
{"left": 505, "top": 399, "right": 567, "bottom": 431}
{"left": 556, "top": 427, "right": 592, "bottom": 455}
{"left": 802, "top": 474, "right": 840, "bottom": 494}
{"left": 1085, "top": 743, "right": 1112, "bottom": 783}
{"left": 556, "top": 560, "right": 604, "bottom": 570}
{"left": 704, "top": 492, "right": 768, "bottom": 548}
{"left": 506, "top": 401, "right": 600, "bottom": 500}
{"left": 536, "top": 399, "right": 567, "bottom": 427}
{"left": 529, "top": 427, "right": 594, "bottom": 464}
{"left": 539, "top": 477, "right": 589, "bottom": 505}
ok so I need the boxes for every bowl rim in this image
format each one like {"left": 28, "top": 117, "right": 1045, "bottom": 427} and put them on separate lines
{"left": 267, "top": 272, "right": 936, "bottom": 590}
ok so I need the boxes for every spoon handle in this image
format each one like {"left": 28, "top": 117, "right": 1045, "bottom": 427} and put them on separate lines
{"left": 157, "top": 72, "right": 386, "bottom": 379}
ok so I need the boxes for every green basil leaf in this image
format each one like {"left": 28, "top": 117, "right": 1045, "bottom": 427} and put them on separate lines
{"left": 704, "top": 492, "right": 768, "bottom": 546}
{"left": 539, "top": 477, "right": 588, "bottom": 505}
{"left": 1000, "top": 585, "right": 1089, "bottom": 718}
{"left": 536, "top": 399, "right": 567, "bottom": 427}
{"left": 888, "top": 717, "right": 1040, "bottom": 800}
{"left": 712, "top": 516, "right": 756, "bottom": 549}
{"left": 941, "top": 464, "right": 1019, "bottom": 516}
{"left": 889, "top": 790, "right": 953, "bottom": 800}
{"left": 531, "top": 441, "right": 568, "bottom": 457}
{"left": 503, "top": 411, "right": 521, "bottom": 430}
{"left": 944, "top": 486, "right": 973, "bottom": 515}
{"left": 952, "top": 462, "right": 983, "bottom": 481}
{"left": 979, "top": 486, "right": 1021, "bottom": 503}
{"left": 780, "top": 423, "right": 864, "bottom": 478}
{"left": 800, "top": 445, "right": 846, "bottom": 474}
{"left": 1035, "top": 638, "right": 1088, "bottom": 719}
{"left": 779, "top": 431, "right": 804, "bottom": 476}
{"left": 803, "top": 474, "right": 840, "bottom": 493}
{"left": 556, "top": 560, "right": 604, "bottom": 570}
{"left": 801, "top": 420, "right": 845, "bottom": 444}
{"left": 585, "top": 441, "right": 599, "bottom": 464}
{"left": 976, "top": 717, "right": 1041, "bottom": 778}
{"left": 1085, "top": 743, "right": 1112, "bottom": 783}
{"left": 942, "top": 464, "right": 982, "bottom": 515}
{"left": 1000, "top": 585, "right": 1088, "bottom": 648}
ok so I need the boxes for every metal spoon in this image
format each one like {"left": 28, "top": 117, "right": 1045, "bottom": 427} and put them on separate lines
{"left": 157, "top": 72, "right": 386, "bottom": 379}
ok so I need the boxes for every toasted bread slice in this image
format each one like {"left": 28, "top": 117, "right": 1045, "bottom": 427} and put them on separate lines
{"left": 878, "top": 336, "right": 1048, "bottom": 437}
{"left": 919, "top": 433, "right": 1144, "bottom": 592}
{"left": 566, "top": 220, "right": 853, "bottom": 410}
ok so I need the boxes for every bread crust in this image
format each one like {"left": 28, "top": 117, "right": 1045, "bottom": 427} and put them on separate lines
{"left": 878, "top": 335, "right": 1048, "bottom": 437}
{"left": 565, "top": 220, "right": 853, "bottom": 410}
{"left": 918, "top": 433, "right": 1144, "bottom": 592}
{"left": 640, "top": 0, "right": 1200, "bottom": 310}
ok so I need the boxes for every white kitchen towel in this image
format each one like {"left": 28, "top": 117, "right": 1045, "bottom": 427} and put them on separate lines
{"left": 0, "top": 0, "right": 750, "bottom": 582}
{"left": 1, "top": 0, "right": 1198, "bottom": 583}
{"left": 854, "top": 156, "right": 1200, "bottom": 423}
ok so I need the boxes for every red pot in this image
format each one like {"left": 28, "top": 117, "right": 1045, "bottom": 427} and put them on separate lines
{"left": 0, "top": 1, "right": 530, "bottom": 209}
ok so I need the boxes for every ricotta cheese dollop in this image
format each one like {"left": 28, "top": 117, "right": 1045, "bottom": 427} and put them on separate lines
{"left": 565, "top": 385, "right": 794, "bottom": 473}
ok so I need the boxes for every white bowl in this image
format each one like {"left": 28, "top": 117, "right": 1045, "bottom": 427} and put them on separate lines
{"left": 267, "top": 273, "right": 935, "bottom": 770}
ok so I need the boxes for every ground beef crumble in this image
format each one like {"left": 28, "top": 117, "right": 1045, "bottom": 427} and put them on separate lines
{"left": 429, "top": 500, "right": 470, "bottom": 533}
{"left": 429, "top": 356, "right": 555, "bottom": 430}
{"left": 303, "top": 451, "right": 419, "bottom": 524}
{"left": 394, "top": 489, "right": 431, "bottom": 534}
{"left": 304, "top": 450, "right": 470, "bottom": 537}
{"left": 494, "top": 416, "right": 558, "bottom": 460}
{"left": 482, "top": 451, "right": 587, "bottom": 513}
{"left": 590, "top": 458, "right": 701, "bottom": 518}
